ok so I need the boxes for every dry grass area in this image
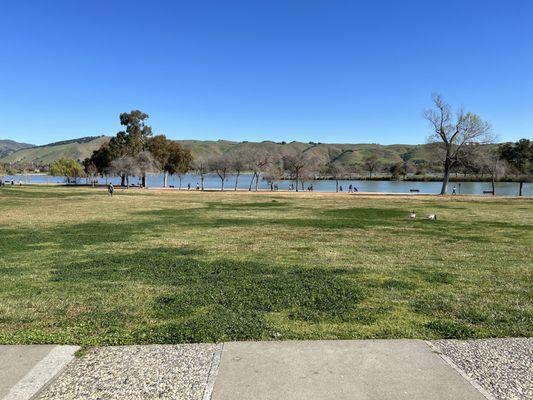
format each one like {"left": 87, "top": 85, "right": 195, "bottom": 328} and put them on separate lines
{"left": 0, "top": 186, "right": 531, "bottom": 346}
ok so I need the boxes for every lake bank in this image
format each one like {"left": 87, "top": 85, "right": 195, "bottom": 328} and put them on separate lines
{"left": 3, "top": 173, "right": 531, "bottom": 196}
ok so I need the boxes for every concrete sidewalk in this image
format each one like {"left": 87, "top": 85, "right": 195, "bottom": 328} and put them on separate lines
{"left": 1, "top": 340, "right": 490, "bottom": 400}
{"left": 211, "top": 340, "right": 486, "bottom": 400}
{"left": 0, "top": 345, "right": 78, "bottom": 400}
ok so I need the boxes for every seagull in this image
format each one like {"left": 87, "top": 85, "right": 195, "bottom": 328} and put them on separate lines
{"left": 409, "top": 211, "right": 416, "bottom": 219}
{"left": 427, "top": 214, "right": 437, "bottom": 220}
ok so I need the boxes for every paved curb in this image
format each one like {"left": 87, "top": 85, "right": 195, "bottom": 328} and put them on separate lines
{"left": 2, "top": 345, "right": 79, "bottom": 400}
{"left": 203, "top": 343, "right": 224, "bottom": 400}
{"left": 424, "top": 341, "right": 495, "bottom": 400}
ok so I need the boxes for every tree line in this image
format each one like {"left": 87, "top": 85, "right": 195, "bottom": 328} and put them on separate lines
{"left": 4, "top": 95, "right": 530, "bottom": 195}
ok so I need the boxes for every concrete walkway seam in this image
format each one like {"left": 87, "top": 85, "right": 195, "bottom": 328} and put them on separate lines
{"left": 424, "top": 341, "right": 495, "bottom": 400}
{"left": 202, "top": 343, "right": 224, "bottom": 400}
{"left": 2, "top": 345, "right": 79, "bottom": 400}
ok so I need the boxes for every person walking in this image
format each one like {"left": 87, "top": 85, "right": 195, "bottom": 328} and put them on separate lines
{"left": 187, "top": 183, "right": 191, "bottom": 190}
{"left": 108, "top": 183, "right": 114, "bottom": 197}
{"left": 348, "top": 184, "right": 353, "bottom": 193}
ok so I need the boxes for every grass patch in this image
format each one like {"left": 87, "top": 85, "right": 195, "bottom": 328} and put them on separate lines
{"left": 0, "top": 186, "right": 531, "bottom": 345}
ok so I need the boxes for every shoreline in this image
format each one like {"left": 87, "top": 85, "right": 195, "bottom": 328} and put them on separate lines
{"left": 2, "top": 183, "right": 531, "bottom": 198}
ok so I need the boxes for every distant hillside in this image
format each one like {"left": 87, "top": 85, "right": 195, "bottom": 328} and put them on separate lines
{"left": 176, "top": 140, "right": 432, "bottom": 166}
{"left": 0, "top": 135, "right": 506, "bottom": 169}
{"left": 1, "top": 136, "right": 109, "bottom": 164}
{"left": 1, "top": 136, "right": 435, "bottom": 166}
{"left": 0, "top": 139, "right": 34, "bottom": 159}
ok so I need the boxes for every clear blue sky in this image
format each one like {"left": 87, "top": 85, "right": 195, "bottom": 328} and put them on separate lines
{"left": 1, "top": 0, "right": 531, "bottom": 145}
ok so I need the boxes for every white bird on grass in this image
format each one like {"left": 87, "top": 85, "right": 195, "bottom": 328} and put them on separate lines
{"left": 427, "top": 214, "right": 437, "bottom": 220}
{"left": 409, "top": 211, "right": 416, "bottom": 219}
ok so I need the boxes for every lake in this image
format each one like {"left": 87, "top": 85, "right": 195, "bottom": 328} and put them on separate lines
{"left": 3, "top": 173, "right": 531, "bottom": 196}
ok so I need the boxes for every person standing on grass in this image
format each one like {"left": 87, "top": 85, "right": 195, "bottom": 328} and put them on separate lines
{"left": 348, "top": 184, "right": 353, "bottom": 193}
{"left": 452, "top": 185, "right": 457, "bottom": 195}
{"left": 188, "top": 183, "right": 191, "bottom": 190}
{"left": 108, "top": 183, "right": 114, "bottom": 197}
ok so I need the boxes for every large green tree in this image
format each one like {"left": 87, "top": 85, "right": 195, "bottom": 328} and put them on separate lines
{"left": 149, "top": 135, "right": 192, "bottom": 188}
{"left": 87, "top": 143, "right": 114, "bottom": 177}
{"left": 82, "top": 158, "right": 98, "bottom": 186}
{"left": 119, "top": 110, "right": 153, "bottom": 156}
{"left": 105, "top": 110, "right": 153, "bottom": 186}
{"left": 499, "top": 139, "right": 533, "bottom": 196}
{"left": 50, "top": 158, "right": 85, "bottom": 184}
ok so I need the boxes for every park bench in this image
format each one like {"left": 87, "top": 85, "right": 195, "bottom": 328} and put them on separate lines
{"left": 409, "top": 189, "right": 420, "bottom": 193}
{"left": 483, "top": 190, "right": 494, "bottom": 195}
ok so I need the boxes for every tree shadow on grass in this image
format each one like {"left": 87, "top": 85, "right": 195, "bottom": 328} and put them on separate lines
{"left": 138, "top": 206, "right": 530, "bottom": 242}
{"left": 2, "top": 201, "right": 529, "bottom": 258}
{"left": 0, "top": 187, "right": 96, "bottom": 199}
{"left": 0, "top": 217, "right": 176, "bottom": 255}
{"left": 51, "top": 247, "right": 367, "bottom": 343}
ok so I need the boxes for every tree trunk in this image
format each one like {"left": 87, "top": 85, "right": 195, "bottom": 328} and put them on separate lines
{"left": 121, "top": 174, "right": 126, "bottom": 186}
{"left": 221, "top": 177, "right": 224, "bottom": 191}
{"left": 440, "top": 157, "right": 452, "bottom": 195}
{"left": 491, "top": 176, "right": 495, "bottom": 196}
{"left": 178, "top": 175, "right": 182, "bottom": 190}
{"left": 201, "top": 175, "right": 204, "bottom": 190}
{"left": 126, "top": 176, "right": 130, "bottom": 188}
{"left": 519, "top": 181, "right": 523, "bottom": 196}
{"left": 295, "top": 173, "right": 299, "bottom": 192}
{"left": 163, "top": 171, "right": 168, "bottom": 188}
{"left": 234, "top": 172, "right": 240, "bottom": 191}
{"left": 249, "top": 173, "right": 256, "bottom": 191}
{"left": 142, "top": 174, "right": 147, "bottom": 188}
{"left": 335, "top": 179, "right": 339, "bottom": 192}
{"left": 255, "top": 174, "right": 259, "bottom": 191}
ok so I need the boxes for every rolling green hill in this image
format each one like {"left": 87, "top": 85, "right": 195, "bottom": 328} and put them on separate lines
{"left": 2, "top": 136, "right": 433, "bottom": 166}
{"left": 178, "top": 139, "right": 432, "bottom": 166}
{"left": 0, "top": 140, "right": 34, "bottom": 159}
{"left": 1, "top": 136, "right": 109, "bottom": 164}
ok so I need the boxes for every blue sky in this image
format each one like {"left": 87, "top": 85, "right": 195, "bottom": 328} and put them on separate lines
{"left": 0, "top": 0, "right": 531, "bottom": 145}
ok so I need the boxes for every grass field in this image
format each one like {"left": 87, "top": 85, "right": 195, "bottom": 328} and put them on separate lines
{"left": 0, "top": 186, "right": 531, "bottom": 346}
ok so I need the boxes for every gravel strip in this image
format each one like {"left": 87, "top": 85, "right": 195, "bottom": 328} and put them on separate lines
{"left": 37, "top": 344, "right": 217, "bottom": 400}
{"left": 432, "top": 338, "right": 533, "bottom": 400}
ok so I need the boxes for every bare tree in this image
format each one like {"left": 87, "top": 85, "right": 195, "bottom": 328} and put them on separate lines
{"left": 230, "top": 154, "right": 246, "bottom": 191}
{"left": 136, "top": 151, "right": 160, "bottom": 188}
{"left": 363, "top": 155, "right": 380, "bottom": 179}
{"left": 193, "top": 158, "right": 209, "bottom": 190}
{"left": 246, "top": 150, "right": 272, "bottom": 191}
{"left": 263, "top": 163, "right": 283, "bottom": 190}
{"left": 282, "top": 152, "right": 319, "bottom": 192}
{"left": 424, "top": 94, "right": 493, "bottom": 194}
{"left": 299, "top": 157, "right": 321, "bottom": 190}
{"left": 323, "top": 160, "right": 347, "bottom": 192}
{"left": 476, "top": 147, "right": 506, "bottom": 195}
{"left": 110, "top": 156, "right": 138, "bottom": 188}
{"left": 209, "top": 155, "right": 231, "bottom": 191}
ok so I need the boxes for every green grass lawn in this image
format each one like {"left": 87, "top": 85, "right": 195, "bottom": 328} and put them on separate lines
{"left": 0, "top": 186, "right": 531, "bottom": 346}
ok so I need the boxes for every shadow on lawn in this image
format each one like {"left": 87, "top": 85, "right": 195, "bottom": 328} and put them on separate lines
{"left": 2, "top": 202, "right": 529, "bottom": 256}
{"left": 51, "top": 247, "right": 368, "bottom": 343}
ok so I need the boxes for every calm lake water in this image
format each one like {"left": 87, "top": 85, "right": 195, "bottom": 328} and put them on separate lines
{"left": 4, "top": 173, "right": 531, "bottom": 196}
